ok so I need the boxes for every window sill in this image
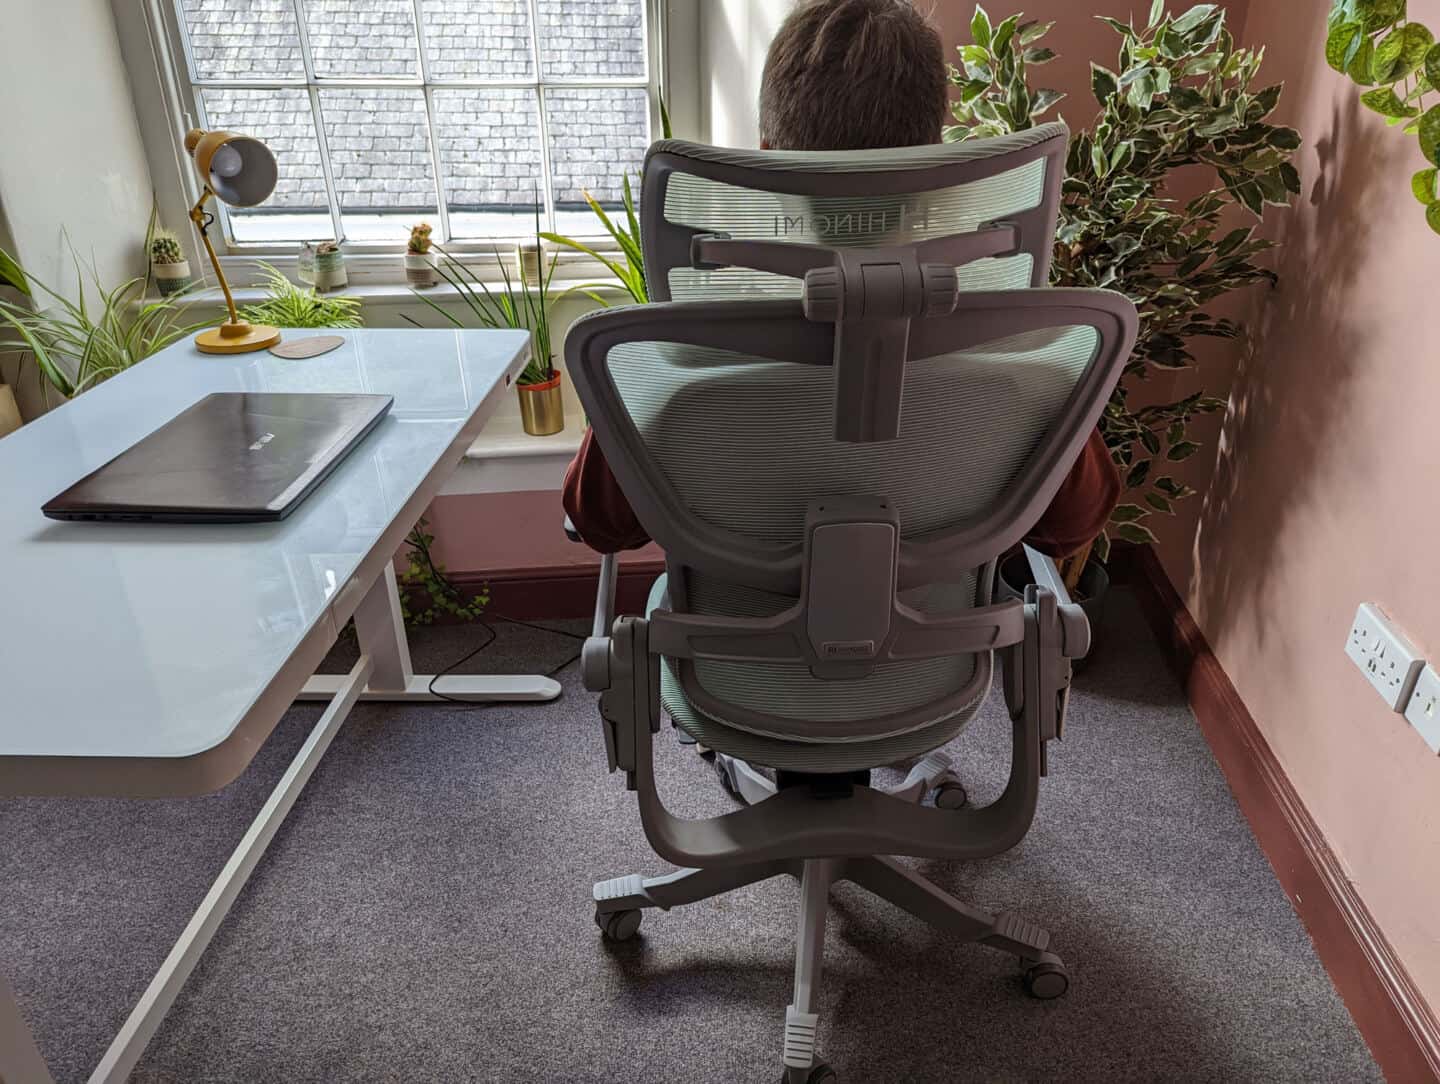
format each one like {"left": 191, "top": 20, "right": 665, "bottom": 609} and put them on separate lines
{"left": 180, "top": 277, "right": 630, "bottom": 307}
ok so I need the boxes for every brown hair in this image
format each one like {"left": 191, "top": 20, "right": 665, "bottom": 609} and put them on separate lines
{"left": 758, "top": 0, "right": 948, "bottom": 152}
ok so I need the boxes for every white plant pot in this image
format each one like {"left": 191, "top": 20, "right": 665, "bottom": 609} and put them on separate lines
{"left": 405, "top": 252, "right": 439, "bottom": 287}
{"left": 299, "top": 250, "right": 348, "bottom": 292}
{"left": 152, "top": 259, "right": 193, "bottom": 297}
{"left": 0, "top": 383, "right": 21, "bottom": 438}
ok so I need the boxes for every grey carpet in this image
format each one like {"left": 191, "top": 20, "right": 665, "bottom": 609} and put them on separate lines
{"left": 1, "top": 591, "right": 1379, "bottom": 1083}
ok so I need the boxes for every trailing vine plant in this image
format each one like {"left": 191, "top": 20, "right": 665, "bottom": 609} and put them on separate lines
{"left": 1326, "top": 0, "right": 1440, "bottom": 232}
{"left": 947, "top": 2, "right": 1300, "bottom": 559}
{"left": 398, "top": 516, "right": 489, "bottom": 626}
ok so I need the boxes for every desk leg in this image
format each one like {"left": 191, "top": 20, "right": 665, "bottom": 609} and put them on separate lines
{"left": 1, "top": 973, "right": 56, "bottom": 1084}
{"left": 297, "top": 565, "right": 562, "bottom": 704}
{"left": 86, "top": 657, "right": 373, "bottom": 1084}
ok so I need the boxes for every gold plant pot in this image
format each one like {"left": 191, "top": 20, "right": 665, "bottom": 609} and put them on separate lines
{"left": 0, "top": 383, "right": 21, "bottom": 439}
{"left": 517, "top": 370, "right": 565, "bottom": 436}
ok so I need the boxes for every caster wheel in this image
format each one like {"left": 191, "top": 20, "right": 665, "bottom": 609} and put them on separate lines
{"left": 1023, "top": 960, "right": 1069, "bottom": 1000}
{"left": 781, "top": 1064, "right": 836, "bottom": 1084}
{"left": 595, "top": 908, "right": 642, "bottom": 941}
{"left": 934, "top": 781, "right": 968, "bottom": 809}
{"left": 714, "top": 756, "right": 741, "bottom": 799}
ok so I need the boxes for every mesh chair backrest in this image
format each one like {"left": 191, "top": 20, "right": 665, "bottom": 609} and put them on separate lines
{"left": 568, "top": 292, "right": 1136, "bottom": 744}
{"left": 640, "top": 125, "right": 1067, "bottom": 304}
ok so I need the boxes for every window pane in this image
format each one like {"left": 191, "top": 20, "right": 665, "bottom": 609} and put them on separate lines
{"left": 419, "top": 0, "right": 535, "bottom": 81}
{"left": 433, "top": 89, "right": 542, "bottom": 239}
{"left": 536, "top": 0, "right": 646, "bottom": 79}
{"left": 200, "top": 88, "right": 331, "bottom": 242}
{"left": 181, "top": 0, "right": 305, "bottom": 81}
{"left": 302, "top": 0, "right": 419, "bottom": 78}
{"left": 318, "top": 89, "right": 437, "bottom": 242}
{"left": 545, "top": 87, "right": 648, "bottom": 235}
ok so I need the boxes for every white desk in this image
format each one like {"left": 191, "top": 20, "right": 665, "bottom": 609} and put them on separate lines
{"left": 0, "top": 329, "right": 561, "bottom": 1082}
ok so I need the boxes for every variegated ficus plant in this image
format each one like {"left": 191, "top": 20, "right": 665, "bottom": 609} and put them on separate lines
{"left": 947, "top": 2, "right": 1300, "bottom": 563}
{"left": 1326, "top": 0, "right": 1440, "bottom": 232}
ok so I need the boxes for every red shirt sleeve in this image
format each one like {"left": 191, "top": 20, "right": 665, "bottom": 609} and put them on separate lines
{"left": 562, "top": 427, "right": 654, "bottom": 554}
{"left": 1022, "top": 428, "right": 1121, "bottom": 559}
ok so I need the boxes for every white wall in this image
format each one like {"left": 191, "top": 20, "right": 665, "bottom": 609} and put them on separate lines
{"left": 699, "top": 0, "right": 794, "bottom": 147}
{"left": 0, "top": 0, "right": 155, "bottom": 421}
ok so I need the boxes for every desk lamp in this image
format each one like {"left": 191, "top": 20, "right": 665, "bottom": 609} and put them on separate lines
{"left": 184, "top": 128, "right": 281, "bottom": 353}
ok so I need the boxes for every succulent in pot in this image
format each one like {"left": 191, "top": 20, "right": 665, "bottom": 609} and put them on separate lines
{"left": 148, "top": 227, "right": 193, "bottom": 297}
{"left": 405, "top": 222, "right": 439, "bottom": 288}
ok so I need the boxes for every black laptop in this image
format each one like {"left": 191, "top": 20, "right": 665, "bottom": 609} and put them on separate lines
{"left": 43, "top": 392, "right": 394, "bottom": 523}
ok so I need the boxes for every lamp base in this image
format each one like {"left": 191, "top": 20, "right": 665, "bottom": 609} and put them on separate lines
{"left": 195, "top": 322, "right": 281, "bottom": 354}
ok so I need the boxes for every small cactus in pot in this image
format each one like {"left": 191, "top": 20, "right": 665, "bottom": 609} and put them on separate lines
{"left": 148, "top": 226, "right": 193, "bottom": 297}
{"left": 405, "top": 222, "right": 438, "bottom": 287}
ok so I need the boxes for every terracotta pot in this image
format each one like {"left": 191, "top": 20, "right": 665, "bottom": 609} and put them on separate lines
{"left": 516, "top": 369, "right": 565, "bottom": 436}
{"left": 405, "top": 251, "right": 438, "bottom": 287}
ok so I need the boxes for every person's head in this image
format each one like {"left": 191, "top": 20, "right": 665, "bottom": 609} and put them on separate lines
{"left": 758, "top": 0, "right": 947, "bottom": 152}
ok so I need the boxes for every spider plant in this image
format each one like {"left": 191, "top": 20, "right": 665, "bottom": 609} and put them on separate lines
{"left": 0, "top": 240, "right": 205, "bottom": 402}
{"left": 239, "top": 261, "right": 363, "bottom": 328}
{"left": 405, "top": 211, "right": 560, "bottom": 385}
{"left": 539, "top": 174, "right": 647, "bottom": 304}
{"left": 538, "top": 92, "right": 672, "bottom": 305}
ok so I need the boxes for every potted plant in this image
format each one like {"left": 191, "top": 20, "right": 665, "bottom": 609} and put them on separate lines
{"left": 947, "top": 3, "right": 1300, "bottom": 627}
{"left": 405, "top": 222, "right": 438, "bottom": 287}
{"left": 299, "top": 240, "right": 347, "bottom": 292}
{"left": 240, "top": 263, "right": 363, "bottom": 328}
{"left": 0, "top": 240, "right": 203, "bottom": 406}
{"left": 407, "top": 213, "right": 565, "bottom": 436}
{"left": 148, "top": 226, "right": 193, "bottom": 297}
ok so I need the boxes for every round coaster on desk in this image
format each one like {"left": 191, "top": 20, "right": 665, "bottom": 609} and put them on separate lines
{"left": 269, "top": 335, "right": 345, "bottom": 360}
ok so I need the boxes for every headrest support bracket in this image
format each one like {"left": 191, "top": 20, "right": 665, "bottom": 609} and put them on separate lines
{"left": 686, "top": 225, "right": 1022, "bottom": 442}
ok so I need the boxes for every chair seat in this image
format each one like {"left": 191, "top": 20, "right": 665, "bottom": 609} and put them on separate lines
{"left": 649, "top": 576, "right": 984, "bottom": 772}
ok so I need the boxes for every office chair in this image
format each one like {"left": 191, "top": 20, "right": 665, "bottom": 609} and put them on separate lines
{"left": 568, "top": 132, "right": 1137, "bottom": 1082}
{"left": 574, "top": 124, "right": 1075, "bottom": 808}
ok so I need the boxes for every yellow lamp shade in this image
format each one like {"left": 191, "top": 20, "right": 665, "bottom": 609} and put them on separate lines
{"left": 184, "top": 129, "right": 278, "bottom": 207}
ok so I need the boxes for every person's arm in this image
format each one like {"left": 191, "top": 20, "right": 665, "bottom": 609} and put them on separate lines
{"left": 562, "top": 427, "right": 654, "bottom": 554}
{"left": 1022, "top": 429, "right": 1121, "bottom": 560}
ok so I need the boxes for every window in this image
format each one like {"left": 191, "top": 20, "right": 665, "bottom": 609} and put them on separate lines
{"left": 160, "top": 0, "right": 662, "bottom": 249}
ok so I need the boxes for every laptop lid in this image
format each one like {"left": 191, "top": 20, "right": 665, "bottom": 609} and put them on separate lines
{"left": 43, "top": 392, "right": 394, "bottom": 523}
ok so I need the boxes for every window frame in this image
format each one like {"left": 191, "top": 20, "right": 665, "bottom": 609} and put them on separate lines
{"left": 149, "top": 0, "right": 669, "bottom": 259}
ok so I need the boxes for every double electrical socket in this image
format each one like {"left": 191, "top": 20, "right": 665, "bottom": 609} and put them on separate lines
{"left": 1345, "top": 602, "right": 1440, "bottom": 754}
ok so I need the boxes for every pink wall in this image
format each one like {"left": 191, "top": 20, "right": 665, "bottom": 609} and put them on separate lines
{"left": 1168, "top": 0, "right": 1440, "bottom": 1010}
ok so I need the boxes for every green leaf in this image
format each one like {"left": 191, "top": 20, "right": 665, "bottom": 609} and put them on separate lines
{"left": 1325, "top": 19, "right": 1363, "bottom": 71}
{"left": 1166, "top": 440, "right": 1202, "bottom": 461}
{"left": 1355, "top": 0, "right": 1405, "bottom": 33}
{"left": 0, "top": 249, "right": 28, "bottom": 296}
{"left": 1360, "top": 86, "right": 1419, "bottom": 116}
{"left": 971, "top": 4, "right": 992, "bottom": 47}
{"left": 1126, "top": 459, "right": 1152, "bottom": 488}
{"left": 1091, "top": 63, "right": 1120, "bottom": 103}
{"left": 1428, "top": 201, "right": 1440, "bottom": 233}
{"left": 1427, "top": 42, "right": 1440, "bottom": 86}
{"left": 1148, "top": 0, "right": 1165, "bottom": 28}
{"left": 1346, "top": 37, "right": 1377, "bottom": 84}
{"left": 1110, "top": 503, "right": 1150, "bottom": 524}
{"left": 1030, "top": 88, "right": 1065, "bottom": 115}
{"left": 1421, "top": 104, "right": 1440, "bottom": 163}
{"left": 1172, "top": 4, "right": 1219, "bottom": 34}
{"left": 1372, "top": 23, "right": 1433, "bottom": 81}
{"left": 1023, "top": 47, "right": 1057, "bottom": 64}
{"left": 1413, "top": 167, "right": 1439, "bottom": 203}
{"left": 1112, "top": 521, "right": 1160, "bottom": 546}
{"left": 1267, "top": 125, "right": 1303, "bottom": 148}
{"left": 1017, "top": 19, "right": 1054, "bottom": 45}
{"left": 1145, "top": 492, "right": 1174, "bottom": 513}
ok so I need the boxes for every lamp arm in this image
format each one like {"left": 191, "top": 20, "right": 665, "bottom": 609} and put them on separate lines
{"left": 189, "top": 188, "right": 241, "bottom": 327}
